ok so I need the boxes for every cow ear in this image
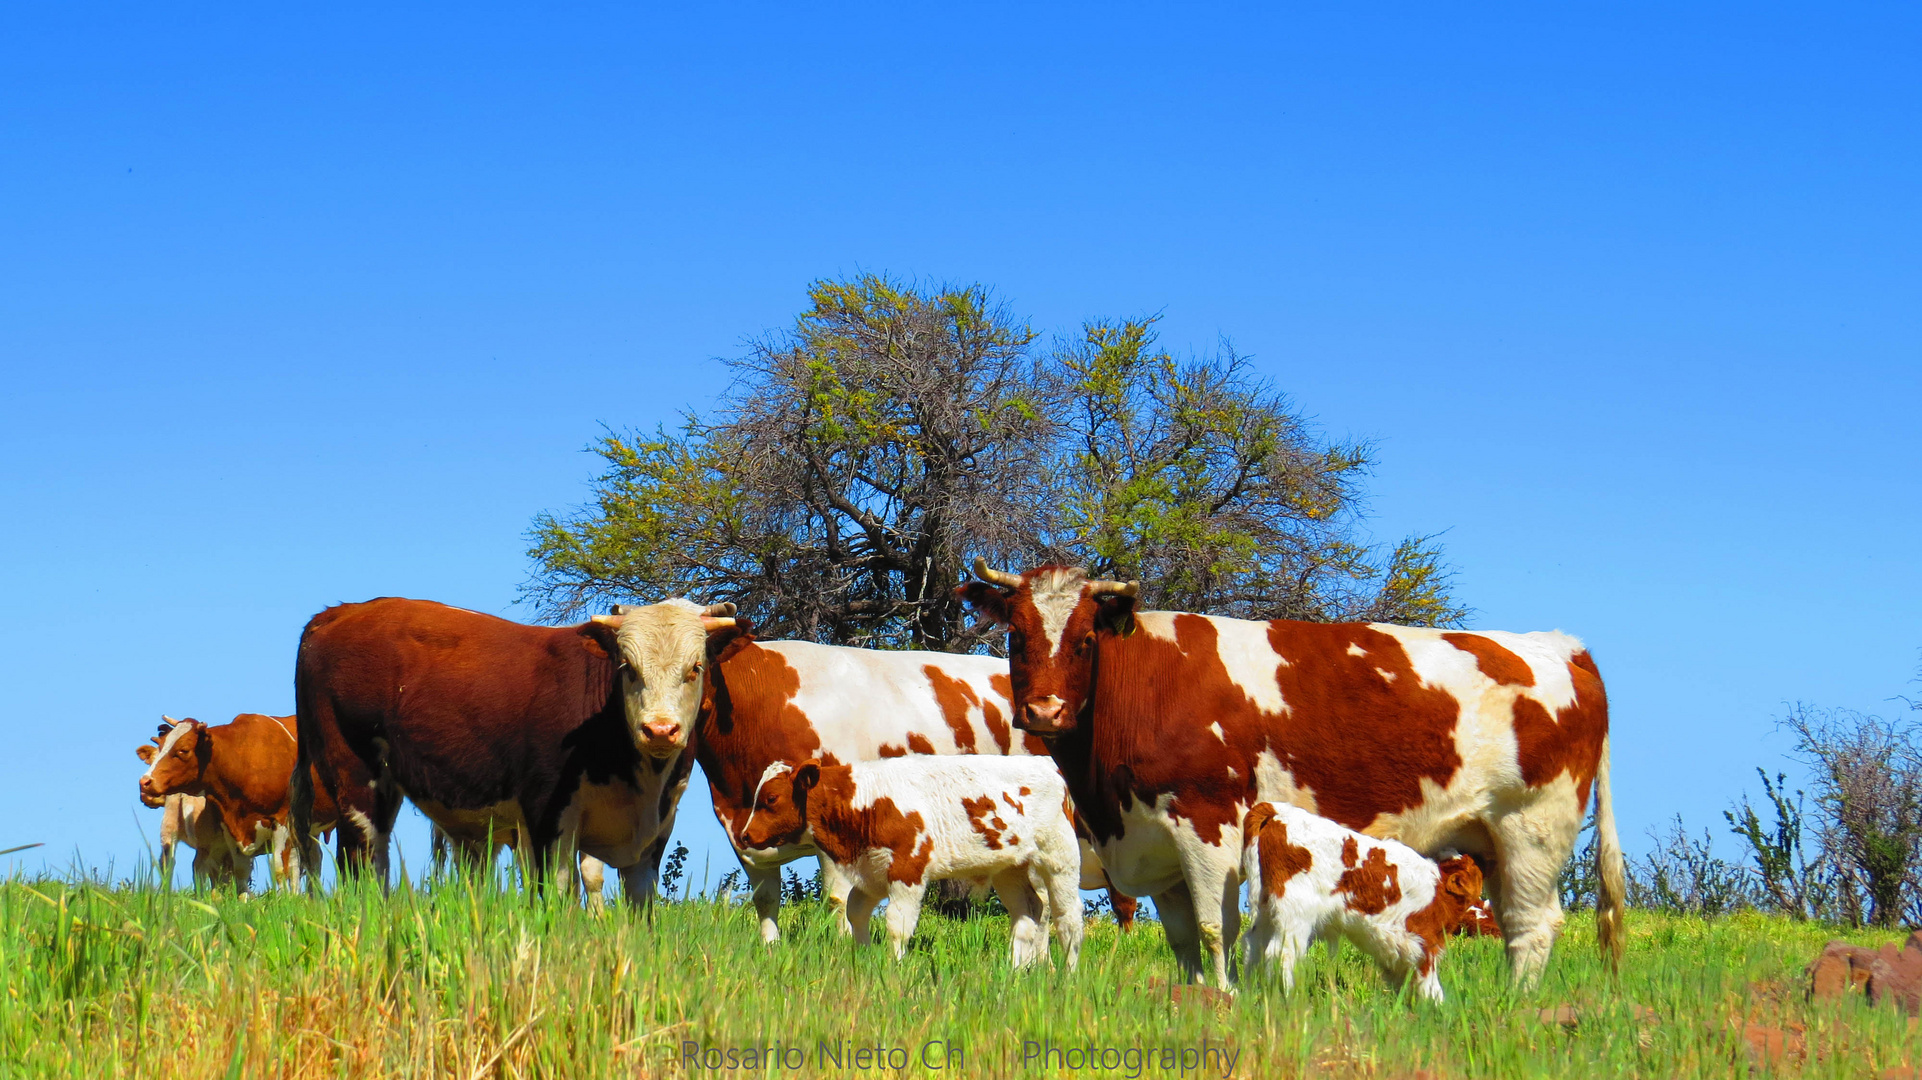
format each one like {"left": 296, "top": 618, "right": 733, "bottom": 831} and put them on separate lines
{"left": 794, "top": 761, "right": 822, "bottom": 792}
{"left": 137, "top": 744, "right": 155, "bottom": 764}
{"left": 1093, "top": 594, "right": 1138, "bottom": 635}
{"left": 576, "top": 619, "right": 620, "bottom": 662}
{"left": 955, "top": 581, "right": 1011, "bottom": 624}
{"left": 706, "top": 619, "right": 752, "bottom": 661}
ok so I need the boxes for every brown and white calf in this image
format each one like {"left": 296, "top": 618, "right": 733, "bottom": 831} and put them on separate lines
{"left": 960, "top": 560, "right": 1625, "bottom": 988}
{"left": 738, "top": 755, "right": 1084, "bottom": 969}
{"left": 137, "top": 714, "right": 339, "bottom": 891}
{"left": 695, "top": 629, "right": 1134, "bottom": 942}
{"left": 1240, "top": 802, "right": 1485, "bottom": 1002}
{"left": 291, "top": 597, "right": 738, "bottom": 902}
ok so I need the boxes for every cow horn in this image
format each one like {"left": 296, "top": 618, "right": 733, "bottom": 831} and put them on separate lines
{"left": 973, "top": 557, "right": 1022, "bottom": 588}
{"left": 700, "top": 602, "right": 736, "bottom": 618}
{"left": 591, "top": 614, "right": 625, "bottom": 627}
{"left": 161, "top": 715, "right": 180, "bottom": 726}
{"left": 1088, "top": 578, "right": 1140, "bottom": 598}
{"left": 699, "top": 616, "right": 737, "bottom": 632}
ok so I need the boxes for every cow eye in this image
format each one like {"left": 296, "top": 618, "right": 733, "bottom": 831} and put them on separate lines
{"left": 1077, "top": 632, "right": 1095, "bottom": 655}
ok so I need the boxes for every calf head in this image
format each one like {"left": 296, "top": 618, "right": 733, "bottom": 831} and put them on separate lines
{"left": 594, "top": 600, "right": 741, "bottom": 760}
{"left": 738, "top": 760, "right": 821, "bottom": 851}
{"left": 957, "top": 559, "right": 1138, "bottom": 736}
{"left": 1432, "top": 854, "right": 1487, "bottom": 932}
{"left": 138, "top": 716, "right": 209, "bottom": 805}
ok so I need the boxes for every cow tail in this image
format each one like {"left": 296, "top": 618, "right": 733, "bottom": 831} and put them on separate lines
{"left": 1593, "top": 734, "right": 1627, "bottom": 971}
{"left": 290, "top": 616, "right": 329, "bottom": 892}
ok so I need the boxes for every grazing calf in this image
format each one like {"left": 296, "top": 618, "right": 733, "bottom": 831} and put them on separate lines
{"left": 137, "top": 714, "right": 340, "bottom": 892}
{"left": 739, "top": 756, "right": 1083, "bottom": 969}
{"left": 1240, "top": 802, "right": 1484, "bottom": 1002}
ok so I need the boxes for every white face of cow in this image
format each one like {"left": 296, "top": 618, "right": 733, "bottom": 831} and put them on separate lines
{"left": 613, "top": 600, "right": 717, "bottom": 760}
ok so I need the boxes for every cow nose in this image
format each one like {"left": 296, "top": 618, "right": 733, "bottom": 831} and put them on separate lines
{"left": 642, "top": 720, "right": 681, "bottom": 743}
{"left": 1025, "top": 698, "right": 1064, "bottom": 728}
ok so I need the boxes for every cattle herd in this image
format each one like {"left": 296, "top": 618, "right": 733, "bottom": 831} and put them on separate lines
{"left": 133, "top": 560, "right": 1625, "bottom": 998}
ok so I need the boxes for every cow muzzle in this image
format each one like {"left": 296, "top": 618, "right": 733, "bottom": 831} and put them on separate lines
{"left": 637, "top": 719, "right": 686, "bottom": 757}
{"left": 138, "top": 783, "right": 166, "bottom": 809}
{"left": 1021, "top": 696, "right": 1068, "bottom": 734}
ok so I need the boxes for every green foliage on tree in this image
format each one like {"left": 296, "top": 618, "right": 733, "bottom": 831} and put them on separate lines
{"left": 525, "top": 275, "right": 1469, "bottom": 647}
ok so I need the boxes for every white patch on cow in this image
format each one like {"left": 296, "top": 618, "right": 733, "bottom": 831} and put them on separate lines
{"left": 1024, "top": 567, "right": 1088, "bottom": 658}
{"left": 1134, "top": 611, "right": 1180, "bottom": 643}
{"left": 770, "top": 642, "right": 1018, "bottom": 758}
{"left": 1346, "top": 643, "right": 1368, "bottom": 657}
{"left": 1376, "top": 668, "right": 1397, "bottom": 683}
{"left": 1225, "top": 765, "right": 1239, "bottom": 780}
{"left": 144, "top": 721, "right": 194, "bottom": 782}
{"left": 1252, "top": 749, "right": 1318, "bottom": 815}
{"left": 344, "top": 808, "right": 380, "bottom": 845}
{"left": 1206, "top": 615, "right": 1289, "bottom": 716}
{"left": 1208, "top": 721, "right": 1226, "bottom": 742}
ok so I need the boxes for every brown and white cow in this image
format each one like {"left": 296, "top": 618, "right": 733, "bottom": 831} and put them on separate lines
{"left": 1240, "top": 801, "right": 1485, "bottom": 1002}
{"left": 693, "top": 629, "right": 1136, "bottom": 942}
{"left": 739, "top": 755, "right": 1084, "bottom": 968}
{"left": 137, "top": 713, "right": 340, "bottom": 891}
{"left": 959, "top": 561, "right": 1625, "bottom": 987}
{"left": 134, "top": 766, "right": 247, "bottom": 892}
{"left": 289, "top": 596, "right": 739, "bottom": 904}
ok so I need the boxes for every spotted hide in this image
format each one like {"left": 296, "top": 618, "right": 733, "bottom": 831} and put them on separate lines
{"left": 1240, "top": 802, "right": 1483, "bottom": 1002}
{"left": 289, "top": 597, "right": 739, "bottom": 904}
{"left": 739, "top": 755, "right": 1083, "bottom": 968}
{"left": 959, "top": 562, "right": 1626, "bottom": 988}
{"left": 696, "top": 632, "right": 1135, "bottom": 942}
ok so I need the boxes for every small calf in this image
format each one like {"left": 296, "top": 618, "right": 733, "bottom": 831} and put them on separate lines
{"left": 739, "top": 755, "right": 1083, "bottom": 969}
{"left": 1240, "top": 802, "right": 1484, "bottom": 1002}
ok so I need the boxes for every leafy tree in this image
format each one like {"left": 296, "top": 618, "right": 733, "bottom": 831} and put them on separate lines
{"left": 1044, "top": 317, "right": 1466, "bottom": 624}
{"left": 524, "top": 275, "right": 1468, "bottom": 646}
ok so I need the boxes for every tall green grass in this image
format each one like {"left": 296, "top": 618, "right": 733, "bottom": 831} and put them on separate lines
{"left": 0, "top": 868, "right": 1914, "bottom": 1079}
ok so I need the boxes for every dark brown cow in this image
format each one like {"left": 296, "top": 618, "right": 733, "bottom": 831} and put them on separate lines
{"left": 289, "top": 597, "right": 739, "bottom": 901}
{"left": 959, "top": 560, "right": 1625, "bottom": 987}
{"left": 137, "top": 713, "right": 339, "bottom": 891}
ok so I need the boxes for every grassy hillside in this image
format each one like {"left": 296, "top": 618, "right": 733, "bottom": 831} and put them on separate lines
{"left": 1, "top": 874, "right": 1914, "bottom": 1079}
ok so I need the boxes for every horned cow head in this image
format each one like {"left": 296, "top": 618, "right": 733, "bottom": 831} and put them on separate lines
{"left": 957, "top": 558, "right": 1138, "bottom": 737}
{"left": 591, "top": 600, "right": 741, "bottom": 760}
{"left": 137, "top": 716, "right": 209, "bottom": 806}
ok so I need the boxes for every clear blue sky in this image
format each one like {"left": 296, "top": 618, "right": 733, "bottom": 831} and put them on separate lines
{"left": 4, "top": 4, "right": 1917, "bottom": 891}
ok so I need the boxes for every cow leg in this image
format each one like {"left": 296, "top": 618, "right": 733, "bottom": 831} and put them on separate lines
{"left": 820, "top": 857, "right": 856, "bottom": 936}
{"left": 882, "top": 883, "right": 927, "bottom": 961}
{"left": 1176, "top": 836, "right": 1242, "bottom": 989}
{"left": 580, "top": 855, "right": 607, "bottom": 911}
{"left": 1154, "top": 883, "right": 1206, "bottom": 981}
{"left": 992, "top": 871, "right": 1044, "bottom": 969}
{"left": 614, "top": 836, "right": 671, "bottom": 913}
{"left": 1490, "top": 801, "right": 1578, "bottom": 986}
{"left": 746, "top": 862, "right": 784, "bottom": 943}
{"left": 845, "top": 887, "right": 882, "bottom": 945}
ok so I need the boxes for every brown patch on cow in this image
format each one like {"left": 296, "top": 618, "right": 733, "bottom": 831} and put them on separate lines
{"left": 805, "top": 766, "right": 936, "bottom": 886}
{"left": 906, "top": 733, "right": 936, "bottom": 755}
{"left": 961, "top": 795, "right": 1009, "bottom": 850}
{"left": 1244, "top": 805, "right": 1315, "bottom": 899}
{"left": 1443, "top": 633, "right": 1535, "bottom": 687}
{"left": 1335, "top": 845, "right": 1403, "bottom": 915}
{"left": 923, "top": 665, "right": 981, "bottom": 753}
{"left": 696, "top": 642, "right": 822, "bottom": 838}
{"left": 1511, "top": 652, "right": 1610, "bottom": 808}
{"left": 1000, "top": 791, "right": 1025, "bottom": 815}
{"left": 877, "top": 743, "right": 908, "bottom": 758}
{"left": 981, "top": 700, "right": 1013, "bottom": 753}
{"left": 1403, "top": 854, "right": 1485, "bottom": 973}
{"left": 1020, "top": 733, "right": 1051, "bottom": 755}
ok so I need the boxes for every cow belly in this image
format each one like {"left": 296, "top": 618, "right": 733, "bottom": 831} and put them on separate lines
{"left": 1090, "top": 803, "right": 1192, "bottom": 898}
{"left": 569, "top": 779, "right": 664, "bottom": 867}
{"left": 413, "top": 797, "right": 526, "bottom": 848}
